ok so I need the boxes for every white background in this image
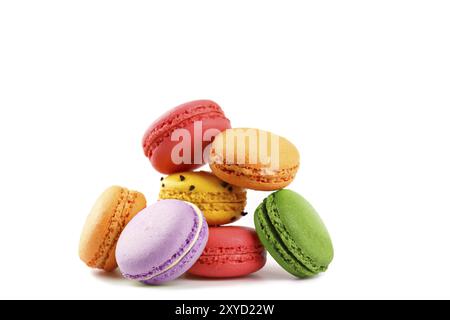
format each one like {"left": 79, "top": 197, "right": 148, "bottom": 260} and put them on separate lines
{"left": 1, "top": 1, "right": 449, "bottom": 300}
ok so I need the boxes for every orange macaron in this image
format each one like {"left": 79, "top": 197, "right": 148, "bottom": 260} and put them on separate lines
{"left": 79, "top": 186, "right": 147, "bottom": 271}
{"left": 209, "top": 128, "right": 300, "bottom": 191}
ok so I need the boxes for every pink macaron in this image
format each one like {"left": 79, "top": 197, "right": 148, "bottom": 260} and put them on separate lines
{"left": 188, "top": 226, "right": 267, "bottom": 278}
{"left": 142, "top": 100, "right": 231, "bottom": 174}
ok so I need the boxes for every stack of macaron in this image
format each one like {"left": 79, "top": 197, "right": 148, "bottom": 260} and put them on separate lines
{"left": 79, "top": 99, "right": 334, "bottom": 284}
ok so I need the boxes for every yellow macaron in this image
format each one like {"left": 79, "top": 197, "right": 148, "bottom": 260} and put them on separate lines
{"left": 159, "top": 171, "right": 247, "bottom": 226}
{"left": 79, "top": 186, "right": 147, "bottom": 271}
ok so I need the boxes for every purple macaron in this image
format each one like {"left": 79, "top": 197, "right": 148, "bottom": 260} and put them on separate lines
{"left": 116, "top": 200, "right": 208, "bottom": 285}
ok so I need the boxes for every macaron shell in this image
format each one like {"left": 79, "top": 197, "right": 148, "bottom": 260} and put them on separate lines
{"left": 188, "top": 226, "right": 266, "bottom": 278}
{"left": 142, "top": 100, "right": 231, "bottom": 174}
{"left": 159, "top": 171, "right": 247, "bottom": 226}
{"left": 116, "top": 200, "right": 208, "bottom": 284}
{"left": 79, "top": 186, "right": 147, "bottom": 271}
{"left": 209, "top": 128, "right": 300, "bottom": 191}
{"left": 210, "top": 128, "right": 300, "bottom": 169}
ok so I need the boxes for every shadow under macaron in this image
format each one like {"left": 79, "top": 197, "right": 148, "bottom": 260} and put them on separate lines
{"left": 250, "top": 264, "right": 321, "bottom": 282}
{"left": 91, "top": 269, "right": 128, "bottom": 286}
{"left": 90, "top": 265, "right": 320, "bottom": 288}
{"left": 183, "top": 263, "right": 318, "bottom": 282}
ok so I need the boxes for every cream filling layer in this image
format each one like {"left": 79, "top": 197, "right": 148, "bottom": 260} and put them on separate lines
{"left": 140, "top": 202, "right": 204, "bottom": 281}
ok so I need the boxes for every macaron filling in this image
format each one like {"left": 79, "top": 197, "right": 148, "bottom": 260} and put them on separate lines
{"left": 160, "top": 190, "right": 247, "bottom": 204}
{"left": 122, "top": 203, "right": 204, "bottom": 281}
{"left": 211, "top": 163, "right": 298, "bottom": 184}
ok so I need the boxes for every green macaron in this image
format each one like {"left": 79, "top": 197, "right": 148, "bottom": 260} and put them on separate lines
{"left": 254, "top": 189, "right": 334, "bottom": 278}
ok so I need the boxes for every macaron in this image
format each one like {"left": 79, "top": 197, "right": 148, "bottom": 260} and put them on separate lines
{"left": 188, "top": 226, "right": 266, "bottom": 278}
{"left": 159, "top": 171, "right": 247, "bottom": 226}
{"left": 142, "top": 100, "right": 231, "bottom": 174}
{"left": 79, "top": 186, "right": 147, "bottom": 272}
{"left": 116, "top": 200, "right": 208, "bottom": 285}
{"left": 254, "top": 189, "right": 334, "bottom": 278}
{"left": 209, "top": 128, "right": 300, "bottom": 191}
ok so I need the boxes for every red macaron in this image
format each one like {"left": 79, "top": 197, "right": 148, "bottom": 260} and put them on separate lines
{"left": 142, "top": 100, "right": 231, "bottom": 174}
{"left": 188, "top": 226, "right": 267, "bottom": 278}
